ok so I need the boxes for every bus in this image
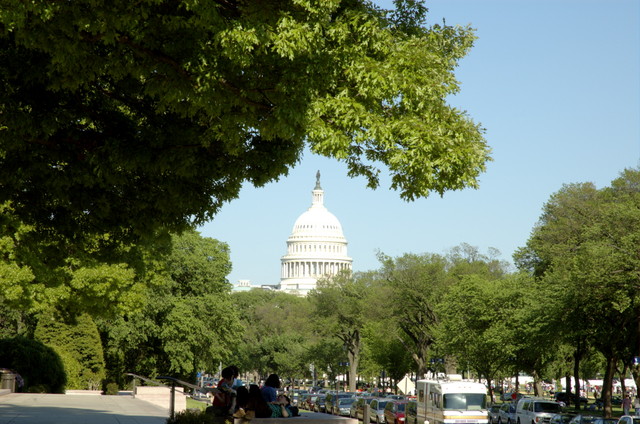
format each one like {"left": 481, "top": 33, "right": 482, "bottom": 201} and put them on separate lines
{"left": 416, "top": 378, "right": 489, "bottom": 424}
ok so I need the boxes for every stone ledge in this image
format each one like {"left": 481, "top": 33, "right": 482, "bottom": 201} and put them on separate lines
{"left": 235, "top": 412, "right": 358, "bottom": 424}
{"left": 65, "top": 390, "right": 103, "bottom": 395}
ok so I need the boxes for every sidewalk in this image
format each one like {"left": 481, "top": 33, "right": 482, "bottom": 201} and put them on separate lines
{"left": 0, "top": 392, "right": 169, "bottom": 424}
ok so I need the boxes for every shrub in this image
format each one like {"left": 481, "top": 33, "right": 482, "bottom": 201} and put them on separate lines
{"left": 103, "top": 382, "right": 119, "bottom": 396}
{"left": 166, "top": 409, "right": 223, "bottom": 424}
{"left": 35, "top": 313, "right": 105, "bottom": 390}
{"left": 0, "top": 336, "right": 66, "bottom": 393}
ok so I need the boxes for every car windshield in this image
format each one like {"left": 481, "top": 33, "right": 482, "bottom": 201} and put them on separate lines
{"left": 534, "top": 403, "right": 561, "bottom": 413}
{"left": 443, "top": 394, "right": 487, "bottom": 411}
{"left": 397, "top": 403, "right": 406, "bottom": 412}
{"left": 378, "top": 401, "right": 388, "bottom": 410}
{"left": 341, "top": 398, "right": 355, "bottom": 405}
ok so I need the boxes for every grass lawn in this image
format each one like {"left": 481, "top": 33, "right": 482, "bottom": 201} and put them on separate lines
{"left": 187, "top": 397, "right": 209, "bottom": 411}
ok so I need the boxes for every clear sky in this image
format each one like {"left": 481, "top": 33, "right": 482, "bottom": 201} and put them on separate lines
{"left": 198, "top": 0, "right": 640, "bottom": 286}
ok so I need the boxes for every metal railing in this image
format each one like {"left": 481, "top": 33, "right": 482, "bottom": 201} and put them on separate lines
{"left": 126, "top": 373, "right": 220, "bottom": 419}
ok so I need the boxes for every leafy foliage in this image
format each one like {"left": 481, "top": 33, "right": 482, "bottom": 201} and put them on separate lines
{"left": 515, "top": 168, "right": 640, "bottom": 415}
{"left": 0, "top": 336, "right": 67, "bottom": 393}
{"left": 231, "top": 289, "right": 313, "bottom": 380}
{"left": 0, "top": 202, "right": 154, "bottom": 318}
{"left": 100, "top": 230, "right": 239, "bottom": 383}
{"left": 35, "top": 312, "right": 106, "bottom": 390}
{"left": 0, "top": 0, "right": 489, "bottom": 249}
{"left": 309, "top": 272, "right": 369, "bottom": 391}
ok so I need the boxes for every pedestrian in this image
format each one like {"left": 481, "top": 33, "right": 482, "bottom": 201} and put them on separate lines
{"left": 623, "top": 394, "right": 632, "bottom": 416}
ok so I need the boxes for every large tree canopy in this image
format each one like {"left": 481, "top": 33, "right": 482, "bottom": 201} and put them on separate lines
{"left": 0, "top": 0, "right": 489, "bottom": 244}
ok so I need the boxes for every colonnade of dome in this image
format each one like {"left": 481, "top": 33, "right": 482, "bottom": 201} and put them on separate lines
{"left": 279, "top": 171, "right": 352, "bottom": 296}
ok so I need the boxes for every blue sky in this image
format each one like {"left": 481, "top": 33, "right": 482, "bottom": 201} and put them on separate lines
{"left": 198, "top": 0, "right": 640, "bottom": 286}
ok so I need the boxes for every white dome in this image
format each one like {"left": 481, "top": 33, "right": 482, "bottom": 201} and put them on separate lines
{"left": 290, "top": 205, "right": 345, "bottom": 239}
{"left": 280, "top": 171, "right": 352, "bottom": 296}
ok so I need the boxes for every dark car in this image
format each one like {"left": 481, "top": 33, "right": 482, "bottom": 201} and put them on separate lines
{"left": 384, "top": 400, "right": 408, "bottom": 424}
{"left": 370, "top": 399, "right": 390, "bottom": 424}
{"left": 314, "top": 395, "right": 327, "bottom": 413}
{"left": 326, "top": 393, "right": 355, "bottom": 415}
{"left": 405, "top": 400, "right": 418, "bottom": 424}
{"left": 550, "top": 414, "right": 576, "bottom": 424}
{"left": 555, "top": 393, "right": 588, "bottom": 406}
{"left": 568, "top": 415, "right": 598, "bottom": 424}
{"left": 305, "top": 394, "right": 321, "bottom": 411}
{"left": 489, "top": 404, "right": 501, "bottom": 424}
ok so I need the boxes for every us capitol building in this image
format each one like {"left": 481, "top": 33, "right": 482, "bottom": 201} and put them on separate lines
{"left": 234, "top": 171, "right": 352, "bottom": 296}
{"left": 278, "top": 171, "right": 353, "bottom": 296}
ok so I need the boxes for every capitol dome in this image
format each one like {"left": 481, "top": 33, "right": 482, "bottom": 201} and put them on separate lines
{"left": 280, "top": 171, "right": 353, "bottom": 296}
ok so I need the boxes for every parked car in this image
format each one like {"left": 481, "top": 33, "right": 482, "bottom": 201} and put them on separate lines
{"left": 335, "top": 397, "right": 357, "bottom": 416}
{"left": 555, "top": 393, "right": 588, "bottom": 406}
{"left": 489, "top": 404, "right": 501, "bottom": 424}
{"left": 592, "top": 419, "right": 617, "bottom": 424}
{"left": 305, "top": 394, "right": 320, "bottom": 411}
{"left": 297, "top": 393, "right": 310, "bottom": 408}
{"left": 617, "top": 417, "right": 640, "bottom": 424}
{"left": 370, "top": 399, "right": 390, "bottom": 424}
{"left": 326, "top": 393, "right": 355, "bottom": 414}
{"left": 498, "top": 402, "right": 517, "bottom": 424}
{"left": 549, "top": 414, "right": 576, "bottom": 424}
{"left": 314, "top": 395, "right": 327, "bottom": 413}
{"left": 354, "top": 397, "right": 377, "bottom": 421}
{"left": 384, "top": 400, "right": 408, "bottom": 424}
{"left": 503, "top": 393, "right": 526, "bottom": 402}
{"left": 405, "top": 400, "right": 418, "bottom": 424}
{"left": 350, "top": 398, "right": 360, "bottom": 418}
{"left": 568, "top": 415, "right": 598, "bottom": 424}
{"left": 516, "top": 398, "right": 562, "bottom": 424}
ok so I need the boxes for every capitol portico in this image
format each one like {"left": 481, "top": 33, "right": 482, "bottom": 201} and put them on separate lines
{"left": 279, "top": 171, "right": 352, "bottom": 296}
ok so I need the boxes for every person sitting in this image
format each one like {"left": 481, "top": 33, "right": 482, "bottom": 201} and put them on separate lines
{"left": 261, "top": 374, "right": 281, "bottom": 403}
{"left": 208, "top": 366, "right": 238, "bottom": 417}
{"left": 267, "top": 394, "right": 293, "bottom": 418}
{"left": 244, "top": 385, "right": 296, "bottom": 418}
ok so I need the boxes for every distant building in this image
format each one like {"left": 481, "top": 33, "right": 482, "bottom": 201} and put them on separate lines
{"left": 233, "top": 280, "right": 277, "bottom": 292}
{"left": 279, "top": 171, "right": 352, "bottom": 296}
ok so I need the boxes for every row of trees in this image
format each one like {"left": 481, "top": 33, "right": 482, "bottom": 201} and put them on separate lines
{"left": 1, "top": 170, "right": 639, "bottom": 419}
{"left": 229, "top": 169, "right": 640, "bottom": 420}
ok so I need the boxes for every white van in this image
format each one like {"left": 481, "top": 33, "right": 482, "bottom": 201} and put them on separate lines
{"left": 416, "top": 379, "right": 488, "bottom": 424}
{"left": 515, "top": 398, "right": 561, "bottom": 424}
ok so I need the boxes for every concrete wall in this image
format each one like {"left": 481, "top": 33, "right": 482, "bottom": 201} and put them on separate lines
{"left": 134, "top": 385, "right": 186, "bottom": 413}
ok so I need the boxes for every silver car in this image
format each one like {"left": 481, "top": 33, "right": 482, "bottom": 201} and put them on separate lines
{"left": 370, "top": 399, "right": 390, "bottom": 424}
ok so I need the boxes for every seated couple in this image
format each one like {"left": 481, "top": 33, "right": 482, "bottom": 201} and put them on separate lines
{"left": 208, "top": 369, "right": 297, "bottom": 419}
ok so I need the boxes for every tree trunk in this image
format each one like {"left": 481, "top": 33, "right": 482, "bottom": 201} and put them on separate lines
{"left": 573, "top": 351, "right": 582, "bottom": 411}
{"left": 532, "top": 370, "right": 542, "bottom": 397}
{"left": 565, "top": 375, "right": 572, "bottom": 407}
{"left": 602, "top": 353, "right": 618, "bottom": 418}
{"left": 620, "top": 363, "right": 629, "bottom": 396}
{"left": 414, "top": 353, "right": 427, "bottom": 379}
{"left": 485, "top": 374, "right": 495, "bottom": 403}
{"left": 346, "top": 331, "right": 360, "bottom": 392}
